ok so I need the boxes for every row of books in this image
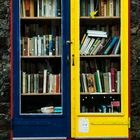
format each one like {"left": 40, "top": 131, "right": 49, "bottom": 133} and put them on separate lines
{"left": 21, "top": 35, "right": 62, "bottom": 56}
{"left": 80, "top": 69, "right": 121, "bottom": 93}
{"left": 80, "top": 59, "right": 120, "bottom": 74}
{"left": 21, "top": 70, "right": 61, "bottom": 94}
{"left": 41, "top": 106, "right": 62, "bottom": 113}
{"left": 80, "top": 0, "right": 120, "bottom": 17}
{"left": 80, "top": 30, "right": 120, "bottom": 55}
{"left": 81, "top": 101, "right": 120, "bottom": 113}
{"left": 21, "top": 0, "right": 61, "bottom": 17}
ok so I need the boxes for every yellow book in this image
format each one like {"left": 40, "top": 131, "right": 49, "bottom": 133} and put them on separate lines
{"left": 30, "top": 0, "right": 34, "bottom": 17}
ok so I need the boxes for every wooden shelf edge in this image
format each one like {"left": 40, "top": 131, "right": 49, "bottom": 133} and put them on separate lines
{"left": 20, "top": 17, "right": 62, "bottom": 20}
{"left": 22, "top": 93, "right": 62, "bottom": 96}
{"left": 80, "top": 16, "right": 120, "bottom": 19}
{"left": 80, "top": 92, "right": 121, "bottom": 95}
{"left": 21, "top": 55, "right": 62, "bottom": 58}
{"left": 80, "top": 54, "right": 121, "bottom": 58}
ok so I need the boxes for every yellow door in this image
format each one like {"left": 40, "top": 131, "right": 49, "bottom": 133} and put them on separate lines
{"left": 71, "top": 0, "right": 130, "bottom": 138}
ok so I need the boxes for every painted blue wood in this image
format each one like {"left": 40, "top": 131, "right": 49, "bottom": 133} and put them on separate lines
{"left": 12, "top": 0, "right": 70, "bottom": 138}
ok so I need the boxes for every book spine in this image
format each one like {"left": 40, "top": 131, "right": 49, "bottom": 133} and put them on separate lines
{"left": 43, "top": 69, "right": 47, "bottom": 93}
{"left": 104, "top": 36, "right": 118, "bottom": 55}
{"left": 111, "top": 68, "right": 116, "bottom": 92}
{"left": 30, "top": 0, "right": 34, "bottom": 17}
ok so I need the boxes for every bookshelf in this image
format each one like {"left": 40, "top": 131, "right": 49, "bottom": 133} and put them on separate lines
{"left": 71, "top": 0, "right": 129, "bottom": 138}
{"left": 20, "top": 0, "right": 63, "bottom": 115}
{"left": 79, "top": 0, "right": 121, "bottom": 114}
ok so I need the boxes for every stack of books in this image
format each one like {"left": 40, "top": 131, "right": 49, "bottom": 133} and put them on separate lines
{"left": 80, "top": 30, "right": 120, "bottom": 55}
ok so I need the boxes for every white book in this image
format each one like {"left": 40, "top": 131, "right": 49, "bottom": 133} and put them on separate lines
{"left": 45, "top": 0, "right": 49, "bottom": 16}
{"left": 110, "top": 0, "right": 114, "bottom": 16}
{"left": 80, "top": 36, "right": 91, "bottom": 54}
{"left": 42, "top": 0, "right": 44, "bottom": 16}
{"left": 22, "top": 72, "right": 26, "bottom": 94}
{"left": 37, "top": 35, "right": 42, "bottom": 56}
{"left": 88, "top": 33, "right": 107, "bottom": 38}
{"left": 87, "top": 30, "right": 107, "bottom": 35}
{"left": 27, "top": 37, "right": 30, "bottom": 56}
{"left": 117, "top": 71, "right": 121, "bottom": 93}
{"left": 43, "top": 69, "right": 47, "bottom": 93}
{"left": 37, "top": 0, "right": 39, "bottom": 17}
{"left": 52, "top": 0, "right": 56, "bottom": 17}
{"left": 90, "top": 0, "right": 94, "bottom": 12}
{"left": 34, "top": 37, "right": 38, "bottom": 56}
{"left": 82, "top": 73, "right": 87, "bottom": 92}
{"left": 48, "top": 0, "right": 52, "bottom": 16}
{"left": 84, "top": 38, "right": 95, "bottom": 55}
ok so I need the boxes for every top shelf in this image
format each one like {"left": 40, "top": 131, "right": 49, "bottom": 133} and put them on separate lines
{"left": 20, "top": 17, "right": 62, "bottom": 20}
{"left": 20, "top": 16, "right": 120, "bottom": 20}
{"left": 80, "top": 16, "right": 120, "bottom": 20}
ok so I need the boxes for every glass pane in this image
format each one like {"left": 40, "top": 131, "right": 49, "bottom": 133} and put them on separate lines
{"left": 20, "top": 0, "right": 62, "bottom": 114}
{"left": 80, "top": 0, "right": 121, "bottom": 113}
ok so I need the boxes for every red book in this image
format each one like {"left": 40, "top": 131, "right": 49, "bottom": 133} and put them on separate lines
{"left": 56, "top": 75, "right": 59, "bottom": 93}
{"left": 111, "top": 101, "right": 120, "bottom": 107}
{"left": 85, "top": 0, "right": 88, "bottom": 16}
{"left": 111, "top": 68, "right": 117, "bottom": 92}
{"left": 25, "top": 0, "right": 30, "bottom": 16}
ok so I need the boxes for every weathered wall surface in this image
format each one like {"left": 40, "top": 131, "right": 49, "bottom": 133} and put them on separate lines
{"left": 130, "top": 0, "right": 140, "bottom": 139}
{"left": 0, "top": 0, "right": 140, "bottom": 139}
{"left": 0, "top": 0, "right": 10, "bottom": 140}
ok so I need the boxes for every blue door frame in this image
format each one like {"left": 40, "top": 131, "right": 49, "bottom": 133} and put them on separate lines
{"left": 12, "top": 0, "right": 70, "bottom": 138}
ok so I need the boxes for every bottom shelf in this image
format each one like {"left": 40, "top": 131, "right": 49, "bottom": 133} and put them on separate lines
{"left": 21, "top": 95, "right": 62, "bottom": 114}
{"left": 80, "top": 94, "right": 121, "bottom": 113}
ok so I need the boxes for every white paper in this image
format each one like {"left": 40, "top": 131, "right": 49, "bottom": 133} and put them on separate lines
{"left": 78, "top": 118, "right": 89, "bottom": 132}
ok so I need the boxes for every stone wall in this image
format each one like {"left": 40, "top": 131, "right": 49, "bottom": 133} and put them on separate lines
{"left": 130, "top": 0, "right": 140, "bottom": 139}
{"left": 0, "top": 0, "right": 140, "bottom": 139}
{"left": 0, "top": 0, "right": 10, "bottom": 139}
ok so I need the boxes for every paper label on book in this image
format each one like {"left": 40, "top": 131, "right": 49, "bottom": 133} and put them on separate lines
{"left": 78, "top": 118, "right": 89, "bottom": 132}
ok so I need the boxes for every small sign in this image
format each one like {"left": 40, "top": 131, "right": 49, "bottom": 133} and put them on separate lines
{"left": 78, "top": 118, "right": 89, "bottom": 133}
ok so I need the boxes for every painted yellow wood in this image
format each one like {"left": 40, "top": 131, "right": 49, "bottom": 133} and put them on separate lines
{"left": 71, "top": 0, "right": 129, "bottom": 138}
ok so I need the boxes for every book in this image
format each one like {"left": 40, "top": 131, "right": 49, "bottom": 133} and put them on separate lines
{"left": 111, "top": 68, "right": 117, "bottom": 92}
{"left": 86, "top": 74, "right": 96, "bottom": 93}
{"left": 104, "top": 35, "right": 118, "bottom": 55}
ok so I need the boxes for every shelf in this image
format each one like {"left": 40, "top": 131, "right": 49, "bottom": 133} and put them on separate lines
{"left": 80, "top": 16, "right": 120, "bottom": 20}
{"left": 22, "top": 93, "right": 61, "bottom": 96}
{"left": 80, "top": 55, "right": 120, "bottom": 58}
{"left": 80, "top": 92, "right": 120, "bottom": 95}
{"left": 21, "top": 17, "right": 62, "bottom": 20}
{"left": 21, "top": 55, "right": 62, "bottom": 59}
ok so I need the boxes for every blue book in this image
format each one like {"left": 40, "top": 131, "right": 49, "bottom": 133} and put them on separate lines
{"left": 104, "top": 36, "right": 118, "bottom": 55}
